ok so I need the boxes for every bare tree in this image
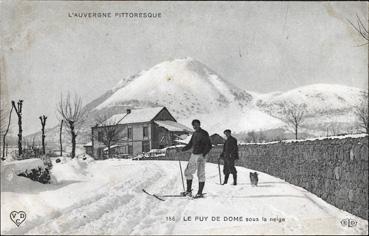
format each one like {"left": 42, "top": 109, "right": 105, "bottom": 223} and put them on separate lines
{"left": 346, "top": 14, "right": 368, "bottom": 133}
{"left": 355, "top": 91, "right": 369, "bottom": 134}
{"left": 95, "top": 113, "right": 124, "bottom": 159}
{"left": 281, "top": 102, "right": 307, "bottom": 140}
{"left": 11, "top": 100, "right": 23, "bottom": 156}
{"left": 57, "top": 93, "right": 86, "bottom": 158}
{"left": 1, "top": 107, "right": 13, "bottom": 160}
{"left": 0, "top": 108, "right": 6, "bottom": 136}
{"left": 59, "top": 120, "right": 63, "bottom": 156}
{"left": 39, "top": 115, "right": 47, "bottom": 155}
{"left": 348, "top": 14, "right": 368, "bottom": 46}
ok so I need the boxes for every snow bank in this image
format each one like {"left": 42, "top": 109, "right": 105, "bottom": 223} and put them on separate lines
{"left": 50, "top": 156, "right": 92, "bottom": 183}
{"left": 1, "top": 158, "right": 51, "bottom": 193}
{"left": 1, "top": 159, "right": 46, "bottom": 184}
{"left": 1, "top": 172, "right": 46, "bottom": 192}
{"left": 1, "top": 159, "right": 45, "bottom": 175}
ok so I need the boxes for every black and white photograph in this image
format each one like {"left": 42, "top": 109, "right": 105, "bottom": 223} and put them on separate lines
{"left": 0, "top": 1, "right": 368, "bottom": 235}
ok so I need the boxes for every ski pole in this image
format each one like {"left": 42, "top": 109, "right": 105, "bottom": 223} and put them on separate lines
{"left": 218, "top": 159, "right": 221, "bottom": 184}
{"left": 179, "top": 159, "right": 185, "bottom": 192}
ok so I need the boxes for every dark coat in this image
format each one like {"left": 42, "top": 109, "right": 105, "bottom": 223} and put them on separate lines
{"left": 220, "top": 136, "right": 239, "bottom": 160}
{"left": 182, "top": 128, "right": 212, "bottom": 156}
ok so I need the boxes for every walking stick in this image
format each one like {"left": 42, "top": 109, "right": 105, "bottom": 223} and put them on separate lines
{"left": 218, "top": 158, "right": 222, "bottom": 184}
{"left": 179, "top": 159, "right": 185, "bottom": 192}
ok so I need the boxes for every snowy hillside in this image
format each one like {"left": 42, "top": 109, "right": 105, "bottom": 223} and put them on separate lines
{"left": 95, "top": 57, "right": 252, "bottom": 117}
{"left": 255, "top": 84, "right": 363, "bottom": 116}
{"left": 254, "top": 84, "right": 365, "bottom": 135}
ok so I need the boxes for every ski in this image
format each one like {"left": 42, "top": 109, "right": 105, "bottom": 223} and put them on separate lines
{"left": 158, "top": 194, "right": 187, "bottom": 198}
{"left": 142, "top": 189, "right": 165, "bottom": 201}
{"left": 159, "top": 193, "right": 206, "bottom": 199}
{"left": 191, "top": 193, "right": 207, "bottom": 199}
{"left": 143, "top": 189, "right": 206, "bottom": 200}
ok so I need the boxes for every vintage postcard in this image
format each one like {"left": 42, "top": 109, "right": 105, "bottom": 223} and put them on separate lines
{"left": 0, "top": 1, "right": 368, "bottom": 235}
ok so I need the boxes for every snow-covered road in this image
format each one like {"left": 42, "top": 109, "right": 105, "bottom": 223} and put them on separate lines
{"left": 1, "top": 158, "right": 368, "bottom": 235}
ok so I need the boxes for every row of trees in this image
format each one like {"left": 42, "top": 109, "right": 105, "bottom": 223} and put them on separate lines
{"left": 1, "top": 100, "right": 50, "bottom": 160}
{"left": 1, "top": 93, "right": 87, "bottom": 160}
{"left": 1, "top": 91, "right": 126, "bottom": 160}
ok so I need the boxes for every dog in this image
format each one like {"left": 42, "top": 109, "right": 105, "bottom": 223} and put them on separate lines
{"left": 249, "top": 172, "right": 259, "bottom": 186}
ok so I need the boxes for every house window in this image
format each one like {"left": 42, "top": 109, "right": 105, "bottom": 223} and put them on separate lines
{"left": 128, "top": 127, "right": 132, "bottom": 139}
{"left": 128, "top": 145, "right": 133, "bottom": 155}
{"left": 118, "top": 146, "right": 126, "bottom": 154}
{"left": 97, "top": 131, "right": 103, "bottom": 142}
{"left": 142, "top": 141, "right": 150, "bottom": 153}
{"left": 143, "top": 127, "right": 148, "bottom": 138}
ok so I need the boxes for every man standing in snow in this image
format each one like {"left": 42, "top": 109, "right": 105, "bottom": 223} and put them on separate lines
{"left": 219, "top": 129, "right": 239, "bottom": 185}
{"left": 181, "top": 119, "right": 212, "bottom": 198}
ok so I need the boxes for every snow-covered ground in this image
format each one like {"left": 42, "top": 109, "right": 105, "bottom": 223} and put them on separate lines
{"left": 1, "top": 158, "right": 368, "bottom": 235}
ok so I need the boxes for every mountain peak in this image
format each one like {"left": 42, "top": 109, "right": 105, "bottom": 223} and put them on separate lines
{"left": 95, "top": 58, "right": 252, "bottom": 117}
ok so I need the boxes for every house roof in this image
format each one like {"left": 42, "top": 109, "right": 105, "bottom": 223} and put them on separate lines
{"left": 104, "top": 107, "right": 165, "bottom": 125}
{"left": 84, "top": 142, "right": 92, "bottom": 147}
{"left": 210, "top": 133, "right": 225, "bottom": 144}
{"left": 154, "top": 120, "right": 192, "bottom": 132}
{"left": 210, "top": 133, "right": 224, "bottom": 138}
{"left": 103, "top": 145, "right": 119, "bottom": 151}
{"left": 175, "top": 134, "right": 192, "bottom": 144}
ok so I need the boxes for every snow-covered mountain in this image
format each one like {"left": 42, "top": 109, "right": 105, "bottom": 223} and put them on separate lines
{"left": 94, "top": 57, "right": 252, "bottom": 118}
{"left": 88, "top": 57, "right": 283, "bottom": 134}
{"left": 254, "top": 84, "right": 365, "bottom": 136}
{"left": 255, "top": 84, "right": 363, "bottom": 117}
{"left": 27, "top": 58, "right": 366, "bottom": 143}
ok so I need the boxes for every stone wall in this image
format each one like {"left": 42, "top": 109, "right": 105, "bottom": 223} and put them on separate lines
{"left": 163, "top": 136, "right": 368, "bottom": 219}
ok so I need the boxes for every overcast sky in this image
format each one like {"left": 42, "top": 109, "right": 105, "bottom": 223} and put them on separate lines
{"left": 1, "top": 1, "right": 368, "bottom": 135}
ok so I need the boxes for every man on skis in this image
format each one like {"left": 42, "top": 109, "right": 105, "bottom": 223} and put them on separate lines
{"left": 219, "top": 129, "right": 239, "bottom": 185}
{"left": 181, "top": 119, "right": 212, "bottom": 198}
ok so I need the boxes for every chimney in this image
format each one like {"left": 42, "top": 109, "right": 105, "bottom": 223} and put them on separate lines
{"left": 126, "top": 109, "right": 131, "bottom": 114}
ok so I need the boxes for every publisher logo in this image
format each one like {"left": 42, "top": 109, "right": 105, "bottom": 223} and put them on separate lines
{"left": 10, "top": 211, "right": 26, "bottom": 227}
{"left": 340, "top": 218, "right": 357, "bottom": 228}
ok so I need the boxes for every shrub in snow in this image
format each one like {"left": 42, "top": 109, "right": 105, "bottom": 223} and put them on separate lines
{"left": 18, "top": 167, "right": 51, "bottom": 184}
{"left": 56, "top": 158, "right": 61, "bottom": 163}
{"left": 1, "top": 158, "right": 52, "bottom": 184}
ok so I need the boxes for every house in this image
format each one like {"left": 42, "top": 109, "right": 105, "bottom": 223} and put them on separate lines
{"left": 210, "top": 133, "right": 225, "bottom": 145}
{"left": 91, "top": 107, "right": 192, "bottom": 159}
